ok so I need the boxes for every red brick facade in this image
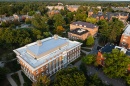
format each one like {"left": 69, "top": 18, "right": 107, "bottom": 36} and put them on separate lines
{"left": 120, "top": 35, "right": 130, "bottom": 49}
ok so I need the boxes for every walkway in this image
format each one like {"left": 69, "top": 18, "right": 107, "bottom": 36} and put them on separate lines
{"left": 17, "top": 70, "right": 24, "bottom": 86}
{"left": 7, "top": 70, "right": 25, "bottom": 86}
{"left": 87, "top": 66, "right": 125, "bottom": 86}
{"left": 7, "top": 73, "right": 17, "bottom": 86}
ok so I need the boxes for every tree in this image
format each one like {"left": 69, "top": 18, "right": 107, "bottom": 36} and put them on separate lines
{"left": 25, "top": 18, "right": 31, "bottom": 24}
{"left": 32, "top": 14, "right": 49, "bottom": 31}
{"left": 53, "top": 14, "right": 65, "bottom": 28}
{"left": 86, "top": 17, "right": 97, "bottom": 24}
{"left": 54, "top": 67, "right": 86, "bottom": 86}
{"left": 0, "top": 67, "right": 9, "bottom": 80}
{"left": 55, "top": 26, "right": 65, "bottom": 36}
{"left": 99, "top": 18, "right": 124, "bottom": 44}
{"left": 74, "top": 13, "right": 87, "bottom": 21}
{"left": 82, "top": 54, "right": 95, "bottom": 65}
{"left": 86, "top": 36, "right": 94, "bottom": 46}
{"left": 103, "top": 49, "right": 130, "bottom": 78}
{"left": 32, "top": 75, "right": 50, "bottom": 86}
{"left": 125, "top": 75, "right": 130, "bottom": 85}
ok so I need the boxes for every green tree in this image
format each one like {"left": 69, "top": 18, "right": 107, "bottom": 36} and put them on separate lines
{"left": 25, "top": 18, "right": 31, "bottom": 24}
{"left": 86, "top": 36, "right": 94, "bottom": 46}
{"left": 103, "top": 49, "right": 130, "bottom": 78}
{"left": 55, "top": 26, "right": 65, "bottom": 36}
{"left": 54, "top": 67, "right": 86, "bottom": 86}
{"left": 74, "top": 13, "right": 87, "bottom": 21}
{"left": 32, "top": 75, "right": 50, "bottom": 86}
{"left": 86, "top": 17, "right": 97, "bottom": 24}
{"left": 53, "top": 14, "right": 65, "bottom": 28}
{"left": 32, "top": 14, "right": 49, "bottom": 31}
{"left": 0, "top": 67, "right": 9, "bottom": 80}
{"left": 82, "top": 54, "right": 95, "bottom": 65}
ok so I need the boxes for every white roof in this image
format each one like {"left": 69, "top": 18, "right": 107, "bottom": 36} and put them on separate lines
{"left": 14, "top": 36, "right": 82, "bottom": 70}
{"left": 123, "top": 25, "right": 130, "bottom": 36}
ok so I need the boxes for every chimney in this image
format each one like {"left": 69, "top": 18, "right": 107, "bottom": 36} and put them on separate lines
{"left": 36, "top": 40, "right": 42, "bottom": 46}
{"left": 54, "top": 34, "right": 58, "bottom": 40}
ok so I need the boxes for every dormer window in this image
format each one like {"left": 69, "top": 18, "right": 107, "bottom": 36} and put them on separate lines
{"left": 79, "top": 25, "right": 82, "bottom": 27}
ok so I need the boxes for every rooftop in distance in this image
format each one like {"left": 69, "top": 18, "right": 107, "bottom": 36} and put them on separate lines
{"left": 71, "top": 21, "right": 98, "bottom": 29}
{"left": 69, "top": 28, "right": 88, "bottom": 35}
{"left": 123, "top": 25, "right": 130, "bottom": 36}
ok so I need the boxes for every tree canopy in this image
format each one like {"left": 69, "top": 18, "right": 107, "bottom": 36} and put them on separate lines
{"left": 82, "top": 54, "right": 96, "bottom": 65}
{"left": 86, "top": 17, "right": 97, "bottom": 24}
{"left": 32, "top": 75, "right": 50, "bottom": 86}
{"left": 98, "top": 18, "right": 124, "bottom": 44}
{"left": 86, "top": 36, "right": 94, "bottom": 46}
{"left": 103, "top": 49, "right": 130, "bottom": 78}
{"left": 54, "top": 67, "right": 86, "bottom": 86}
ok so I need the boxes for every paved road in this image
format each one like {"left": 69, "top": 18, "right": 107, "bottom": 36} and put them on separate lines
{"left": 87, "top": 66, "right": 125, "bottom": 86}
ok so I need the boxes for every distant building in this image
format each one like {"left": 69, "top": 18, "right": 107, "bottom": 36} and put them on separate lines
{"left": 111, "top": 7, "right": 130, "bottom": 13}
{"left": 88, "top": 9, "right": 94, "bottom": 17}
{"left": 91, "top": 12, "right": 129, "bottom": 22}
{"left": 120, "top": 25, "right": 130, "bottom": 49}
{"left": 47, "top": 10, "right": 60, "bottom": 17}
{"left": 46, "top": 6, "right": 64, "bottom": 10}
{"left": 70, "top": 21, "right": 98, "bottom": 37}
{"left": 13, "top": 35, "right": 82, "bottom": 81}
{"left": 66, "top": 5, "right": 80, "bottom": 12}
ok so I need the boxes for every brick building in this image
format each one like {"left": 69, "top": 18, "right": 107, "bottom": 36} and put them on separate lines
{"left": 13, "top": 35, "right": 82, "bottom": 81}
{"left": 120, "top": 25, "right": 130, "bottom": 49}
{"left": 46, "top": 6, "right": 64, "bottom": 10}
{"left": 69, "top": 21, "right": 98, "bottom": 37}
{"left": 91, "top": 12, "right": 129, "bottom": 22}
{"left": 68, "top": 28, "right": 89, "bottom": 40}
{"left": 97, "top": 44, "right": 130, "bottom": 66}
{"left": 66, "top": 5, "right": 80, "bottom": 12}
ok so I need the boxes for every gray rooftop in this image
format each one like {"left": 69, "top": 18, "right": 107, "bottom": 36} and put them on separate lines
{"left": 71, "top": 21, "right": 98, "bottom": 29}
{"left": 14, "top": 35, "right": 82, "bottom": 70}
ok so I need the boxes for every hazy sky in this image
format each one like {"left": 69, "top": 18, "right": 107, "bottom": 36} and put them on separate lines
{"left": 0, "top": 0, "right": 130, "bottom": 1}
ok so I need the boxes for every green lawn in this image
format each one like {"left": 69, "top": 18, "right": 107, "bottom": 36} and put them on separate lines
{"left": 11, "top": 73, "right": 21, "bottom": 86}
{"left": 81, "top": 48, "right": 91, "bottom": 52}
{"left": 70, "top": 52, "right": 86, "bottom": 65}
{"left": 21, "top": 72, "right": 32, "bottom": 86}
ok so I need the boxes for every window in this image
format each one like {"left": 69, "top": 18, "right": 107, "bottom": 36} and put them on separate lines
{"left": 46, "top": 64, "right": 48, "bottom": 68}
{"left": 42, "top": 72, "right": 44, "bottom": 76}
{"left": 36, "top": 70, "right": 38, "bottom": 74}
{"left": 46, "top": 70, "right": 48, "bottom": 73}
{"left": 123, "top": 39, "right": 126, "bottom": 42}
{"left": 41, "top": 67, "right": 43, "bottom": 71}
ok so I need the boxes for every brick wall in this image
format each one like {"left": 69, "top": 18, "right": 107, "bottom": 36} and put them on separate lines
{"left": 120, "top": 35, "right": 130, "bottom": 49}
{"left": 68, "top": 32, "right": 90, "bottom": 40}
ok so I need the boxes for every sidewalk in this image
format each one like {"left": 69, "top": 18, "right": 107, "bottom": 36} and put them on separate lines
{"left": 7, "top": 70, "right": 25, "bottom": 86}
{"left": 87, "top": 66, "right": 125, "bottom": 86}
{"left": 17, "top": 70, "right": 24, "bottom": 86}
{"left": 7, "top": 73, "right": 17, "bottom": 86}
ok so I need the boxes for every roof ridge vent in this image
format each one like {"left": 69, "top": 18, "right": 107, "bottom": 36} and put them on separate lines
{"left": 36, "top": 40, "right": 42, "bottom": 46}
{"left": 54, "top": 34, "right": 58, "bottom": 40}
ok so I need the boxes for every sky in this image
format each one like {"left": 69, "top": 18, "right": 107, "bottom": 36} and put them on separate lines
{"left": 0, "top": 0, "right": 130, "bottom": 1}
